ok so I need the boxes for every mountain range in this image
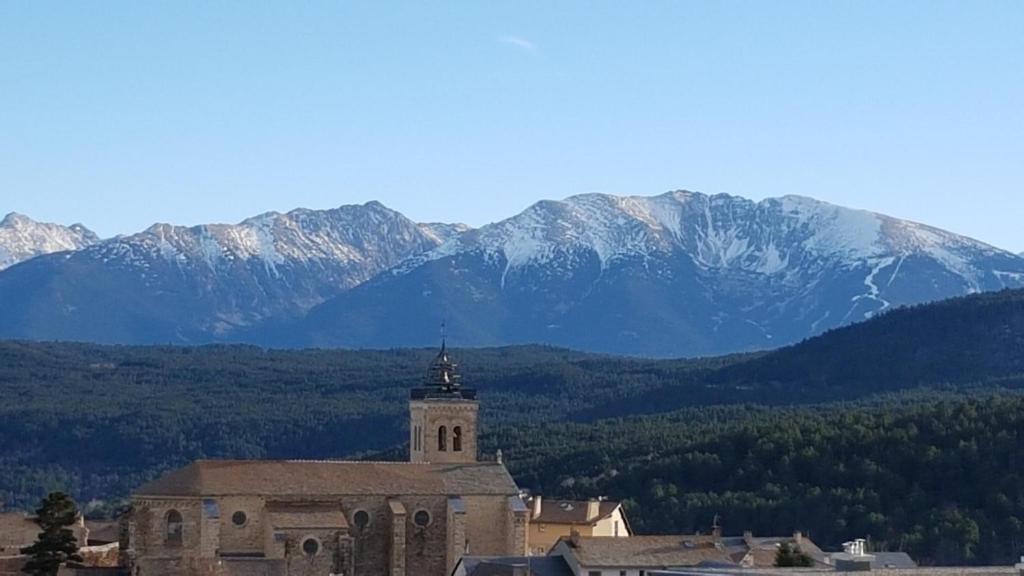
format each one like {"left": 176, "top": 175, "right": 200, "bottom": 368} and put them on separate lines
{"left": 2, "top": 191, "right": 1022, "bottom": 356}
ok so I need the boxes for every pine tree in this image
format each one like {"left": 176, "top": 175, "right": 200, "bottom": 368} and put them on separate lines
{"left": 20, "top": 492, "right": 83, "bottom": 576}
{"left": 775, "top": 541, "right": 815, "bottom": 567}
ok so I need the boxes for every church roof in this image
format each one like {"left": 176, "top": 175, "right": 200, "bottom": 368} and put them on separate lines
{"left": 134, "top": 460, "right": 518, "bottom": 498}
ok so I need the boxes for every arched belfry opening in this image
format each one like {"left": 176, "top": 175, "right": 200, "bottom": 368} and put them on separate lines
{"left": 408, "top": 330, "right": 479, "bottom": 463}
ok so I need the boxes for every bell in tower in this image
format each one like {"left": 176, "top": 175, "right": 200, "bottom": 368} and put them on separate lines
{"left": 409, "top": 336, "right": 479, "bottom": 464}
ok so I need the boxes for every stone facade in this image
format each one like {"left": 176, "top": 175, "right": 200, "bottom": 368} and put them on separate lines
{"left": 123, "top": 344, "right": 528, "bottom": 576}
{"left": 409, "top": 399, "right": 478, "bottom": 464}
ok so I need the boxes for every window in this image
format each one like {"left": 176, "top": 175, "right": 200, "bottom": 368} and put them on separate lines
{"left": 301, "top": 537, "right": 320, "bottom": 557}
{"left": 614, "top": 520, "right": 620, "bottom": 536}
{"left": 353, "top": 510, "right": 370, "bottom": 531}
{"left": 453, "top": 426, "right": 463, "bottom": 452}
{"left": 438, "top": 426, "right": 448, "bottom": 451}
{"left": 165, "top": 510, "right": 183, "bottom": 545}
{"left": 588, "top": 571, "right": 601, "bottom": 576}
{"left": 414, "top": 426, "right": 422, "bottom": 452}
{"left": 620, "top": 571, "right": 627, "bottom": 576}
{"left": 413, "top": 510, "right": 431, "bottom": 528}
{"left": 231, "top": 511, "right": 247, "bottom": 527}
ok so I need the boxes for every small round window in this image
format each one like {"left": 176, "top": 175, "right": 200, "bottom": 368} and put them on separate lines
{"left": 353, "top": 510, "right": 370, "bottom": 530}
{"left": 231, "top": 511, "right": 247, "bottom": 527}
{"left": 413, "top": 510, "right": 431, "bottom": 528}
{"left": 301, "top": 537, "right": 320, "bottom": 557}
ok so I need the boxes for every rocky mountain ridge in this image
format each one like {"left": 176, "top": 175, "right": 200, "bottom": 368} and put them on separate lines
{"left": 2, "top": 191, "right": 1022, "bottom": 355}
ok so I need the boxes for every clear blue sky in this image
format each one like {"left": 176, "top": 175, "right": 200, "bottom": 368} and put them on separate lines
{"left": 2, "top": 2, "right": 1022, "bottom": 251}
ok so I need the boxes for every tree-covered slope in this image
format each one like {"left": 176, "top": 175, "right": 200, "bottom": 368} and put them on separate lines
{"left": 498, "top": 391, "right": 1024, "bottom": 566}
{"left": 0, "top": 289, "right": 1022, "bottom": 565}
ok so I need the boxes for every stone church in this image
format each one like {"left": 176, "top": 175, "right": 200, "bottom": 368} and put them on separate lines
{"left": 123, "top": 343, "right": 529, "bottom": 576}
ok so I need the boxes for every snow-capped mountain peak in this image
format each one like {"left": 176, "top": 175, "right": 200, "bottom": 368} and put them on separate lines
{"left": 0, "top": 212, "right": 99, "bottom": 270}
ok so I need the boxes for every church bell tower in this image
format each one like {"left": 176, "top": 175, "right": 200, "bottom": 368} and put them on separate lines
{"left": 409, "top": 339, "right": 479, "bottom": 464}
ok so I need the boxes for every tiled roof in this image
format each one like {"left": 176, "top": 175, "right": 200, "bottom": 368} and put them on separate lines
{"left": 558, "top": 534, "right": 827, "bottom": 570}
{"left": 84, "top": 520, "right": 120, "bottom": 544}
{"left": 533, "top": 500, "right": 620, "bottom": 525}
{"left": 559, "top": 536, "right": 736, "bottom": 568}
{"left": 462, "top": 556, "right": 574, "bottom": 576}
{"left": 134, "top": 460, "right": 518, "bottom": 497}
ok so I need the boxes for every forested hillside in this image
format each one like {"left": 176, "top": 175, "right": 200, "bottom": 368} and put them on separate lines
{"left": 498, "top": 391, "right": 1024, "bottom": 566}
{"left": 1, "top": 289, "right": 1023, "bottom": 564}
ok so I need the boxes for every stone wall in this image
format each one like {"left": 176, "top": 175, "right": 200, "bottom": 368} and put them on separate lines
{"left": 215, "top": 496, "right": 264, "bottom": 555}
{"left": 409, "top": 400, "right": 478, "bottom": 464}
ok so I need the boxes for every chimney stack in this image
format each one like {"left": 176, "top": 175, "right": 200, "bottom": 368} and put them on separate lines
{"left": 531, "top": 495, "right": 543, "bottom": 520}
{"left": 793, "top": 531, "right": 803, "bottom": 546}
{"left": 586, "top": 499, "right": 600, "bottom": 522}
{"left": 570, "top": 529, "right": 581, "bottom": 548}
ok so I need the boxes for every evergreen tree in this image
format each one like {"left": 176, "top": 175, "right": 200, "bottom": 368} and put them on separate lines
{"left": 774, "top": 542, "right": 814, "bottom": 567}
{"left": 20, "top": 492, "right": 83, "bottom": 576}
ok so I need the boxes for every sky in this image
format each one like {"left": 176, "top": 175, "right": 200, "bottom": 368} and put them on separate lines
{"left": 1, "top": 2, "right": 1022, "bottom": 251}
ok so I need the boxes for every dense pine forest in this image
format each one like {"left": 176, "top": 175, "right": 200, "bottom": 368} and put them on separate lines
{"left": 497, "top": 390, "right": 1024, "bottom": 566}
{"left": 1, "top": 289, "right": 1022, "bottom": 564}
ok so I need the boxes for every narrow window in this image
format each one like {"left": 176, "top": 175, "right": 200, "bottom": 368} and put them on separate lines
{"left": 453, "top": 426, "right": 463, "bottom": 452}
{"left": 615, "top": 520, "right": 620, "bottom": 536}
{"left": 438, "top": 426, "right": 448, "bottom": 451}
{"left": 166, "top": 510, "right": 183, "bottom": 545}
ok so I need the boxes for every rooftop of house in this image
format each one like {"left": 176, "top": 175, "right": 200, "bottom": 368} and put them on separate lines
{"left": 553, "top": 533, "right": 827, "bottom": 569}
{"left": 134, "top": 459, "right": 518, "bottom": 498}
{"left": 459, "top": 556, "right": 574, "bottom": 576}
{"left": 532, "top": 499, "right": 621, "bottom": 525}
{"left": 651, "top": 568, "right": 1015, "bottom": 576}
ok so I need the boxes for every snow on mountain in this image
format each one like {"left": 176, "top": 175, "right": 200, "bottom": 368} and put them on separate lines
{"left": 0, "top": 212, "right": 99, "bottom": 270}
{"left": 1, "top": 191, "right": 1021, "bottom": 355}
{"left": 411, "top": 191, "right": 1015, "bottom": 290}
{"left": 0, "top": 202, "right": 451, "bottom": 343}
{"left": 297, "top": 191, "right": 1024, "bottom": 356}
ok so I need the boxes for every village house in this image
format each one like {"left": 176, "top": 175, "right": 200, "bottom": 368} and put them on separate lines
{"left": 525, "top": 497, "right": 630, "bottom": 556}
{"left": 550, "top": 530, "right": 827, "bottom": 576}
{"left": 0, "top": 510, "right": 90, "bottom": 556}
{"left": 121, "top": 342, "right": 529, "bottom": 576}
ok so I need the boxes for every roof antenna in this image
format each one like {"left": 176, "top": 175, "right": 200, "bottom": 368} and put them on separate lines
{"left": 440, "top": 319, "right": 447, "bottom": 351}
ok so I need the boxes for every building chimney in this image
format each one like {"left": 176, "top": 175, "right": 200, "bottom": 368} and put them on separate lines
{"left": 743, "top": 530, "right": 753, "bottom": 545}
{"left": 570, "top": 529, "right": 581, "bottom": 548}
{"left": 532, "top": 495, "right": 543, "bottom": 520}
{"left": 586, "top": 499, "right": 600, "bottom": 522}
{"left": 793, "top": 531, "right": 803, "bottom": 546}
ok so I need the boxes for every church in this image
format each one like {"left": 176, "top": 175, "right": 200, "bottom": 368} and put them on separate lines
{"left": 123, "top": 343, "right": 529, "bottom": 576}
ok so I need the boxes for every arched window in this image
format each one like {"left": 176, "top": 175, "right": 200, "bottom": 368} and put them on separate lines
{"left": 438, "top": 425, "right": 448, "bottom": 451}
{"left": 453, "top": 426, "right": 463, "bottom": 452}
{"left": 166, "top": 510, "right": 183, "bottom": 545}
